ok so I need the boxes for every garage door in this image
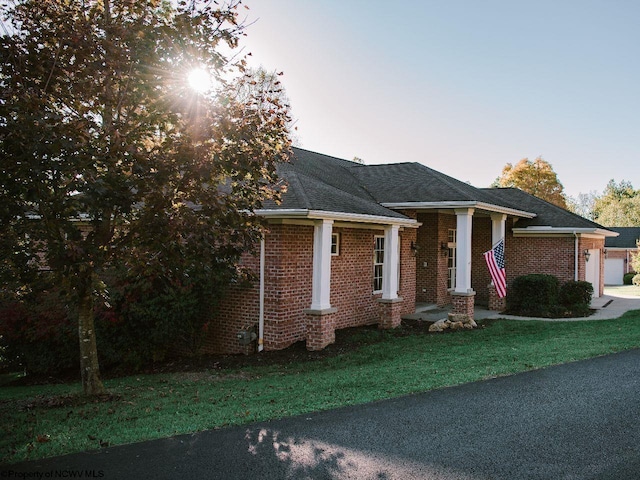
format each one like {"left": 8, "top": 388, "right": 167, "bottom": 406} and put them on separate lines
{"left": 605, "top": 258, "right": 624, "bottom": 285}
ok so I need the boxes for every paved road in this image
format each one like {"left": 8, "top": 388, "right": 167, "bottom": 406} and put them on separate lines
{"left": 5, "top": 350, "right": 640, "bottom": 479}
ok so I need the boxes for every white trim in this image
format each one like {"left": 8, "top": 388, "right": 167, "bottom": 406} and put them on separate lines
{"left": 512, "top": 227, "right": 618, "bottom": 238}
{"left": 331, "top": 233, "right": 340, "bottom": 256}
{"left": 255, "top": 208, "right": 419, "bottom": 227}
{"left": 380, "top": 201, "right": 536, "bottom": 219}
{"left": 373, "top": 235, "right": 385, "bottom": 293}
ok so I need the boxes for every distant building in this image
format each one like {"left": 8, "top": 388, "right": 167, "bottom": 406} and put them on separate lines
{"left": 604, "top": 227, "right": 640, "bottom": 285}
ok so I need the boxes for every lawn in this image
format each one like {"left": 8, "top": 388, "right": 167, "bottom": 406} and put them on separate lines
{"left": 2, "top": 311, "right": 640, "bottom": 465}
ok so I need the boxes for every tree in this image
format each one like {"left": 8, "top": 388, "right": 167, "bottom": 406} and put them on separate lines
{"left": 234, "top": 66, "right": 300, "bottom": 145}
{"left": 566, "top": 191, "right": 598, "bottom": 220}
{"left": 593, "top": 180, "right": 640, "bottom": 227}
{"left": 493, "top": 157, "right": 567, "bottom": 208}
{"left": 0, "top": 0, "right": 291, "bottom": 394}
{"left": 633, "top": 241, "right": 640, "bottom": 286}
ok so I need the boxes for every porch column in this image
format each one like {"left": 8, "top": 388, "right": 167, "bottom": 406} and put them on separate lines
{"left": 450, "top": 208, "right": 475, "bottom": 322}
{"left": 489, "top": 213, "right": 507, "bottom": 311}
{"left": 454, "top": 208, "right": 474, "bottom": 294}
{"left": 305, "top": 219, "right": 337, "bottom": 351}
{"left": 309, "top": 219, "right": 333, "bottom": 311}
{"left": 491, "top": 213, "right": 506, "bottom": 244}
{"left": 382, "top": 224, "right": 400, "bottom": 300}
{"left": 378, "top": 224, "right": 403, "bottom": 329}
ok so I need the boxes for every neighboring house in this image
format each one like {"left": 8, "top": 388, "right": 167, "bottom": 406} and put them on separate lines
{"left": 201, "top": 148, "right": 617, "bottom": 354}
{"left": 604, "top": 227, "right": 640, "bottom": 285}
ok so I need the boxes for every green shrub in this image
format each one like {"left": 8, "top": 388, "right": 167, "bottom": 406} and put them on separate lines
{"left": 0, "top": 265, "right": 223, "bottom": 376}
{"left": 507, "top": 274, "right": 560, "bottom": 316}
{"left": 0, "top": 289, "right": 78, "bottom": 375}
{"left": 559, "top": 280, "right": 593, "bottom": 307}
{"left": 623, "top": 272, "right": 635, "bottom": 285}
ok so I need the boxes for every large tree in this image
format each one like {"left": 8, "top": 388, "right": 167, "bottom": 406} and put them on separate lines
{"left": 492, "top": 157, "right": 567, "bottom": 208}
{"left": 566, "top": 191, "right": 598, "bottom": 221}
{"left": 592, "top": 180, "right": 640, "bottom": 227}
{"left": 0, "top": 0, "right": 291, "bottom": 394}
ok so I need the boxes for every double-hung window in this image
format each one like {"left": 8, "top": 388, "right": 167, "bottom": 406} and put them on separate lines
{"left": 373, "top": 236, "right": 384, "bottom": 292}
{"left": 447, "top": 229, "right": 457, "bottom": 290}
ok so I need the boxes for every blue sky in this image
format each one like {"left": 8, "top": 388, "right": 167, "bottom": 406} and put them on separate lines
{"left": 239, "top": 0, "right": 639, "bottom": 198}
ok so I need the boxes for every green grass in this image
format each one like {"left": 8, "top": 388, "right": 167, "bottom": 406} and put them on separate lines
{"left": 3, "top": 310, "right": 640, "bottom": 465}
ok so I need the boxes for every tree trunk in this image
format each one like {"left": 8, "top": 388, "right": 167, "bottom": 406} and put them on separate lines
{"left": 78, "top": 284, "right": 106, "bottom": 396}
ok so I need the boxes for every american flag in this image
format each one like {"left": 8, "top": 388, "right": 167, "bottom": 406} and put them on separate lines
{"left": 483, "top": 238, "right": 506, "bottom": 298}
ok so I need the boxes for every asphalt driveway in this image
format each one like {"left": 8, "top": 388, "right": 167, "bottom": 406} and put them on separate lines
{"left": 5, "top": 349, "right": 640, "bottom": 479}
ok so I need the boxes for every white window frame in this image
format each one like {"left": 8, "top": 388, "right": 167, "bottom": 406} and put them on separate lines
{"left": 373, "top": 235, "right": 384, "bottom": 293}
{"left": 331, "top": 233, "right": 340, "bottom": 256}
{"left": 447, "top": 229, "right": 457, "bottom": 290}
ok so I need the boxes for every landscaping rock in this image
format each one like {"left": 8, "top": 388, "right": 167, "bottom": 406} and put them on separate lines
{"left": 428, "top": 319, "right": 449, "bottom": 332}
{"left": 429, "top": 314, "right": 479, "bottom": 332}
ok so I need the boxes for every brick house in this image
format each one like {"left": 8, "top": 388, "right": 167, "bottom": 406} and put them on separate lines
{"left": 202, "top": 148, "right": 617, "bottom": 354}
{"left": 604, "top": 227, "right": 640, "bottom": 285}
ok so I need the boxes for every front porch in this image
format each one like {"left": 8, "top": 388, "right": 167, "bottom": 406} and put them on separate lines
{"left": 404, "top": 302, "right": 501, "bottom": 323}
{"left": 410, "top": 208, "right": 512, "bottom": 321}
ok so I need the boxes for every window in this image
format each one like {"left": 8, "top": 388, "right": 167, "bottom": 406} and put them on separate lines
{"left": 447, "top": 229, "right": 457, "bottom": 290}
{"left": 331, "top": 233, "right": 340, "bottom": 256}
{"left": 373, "top": 236, "right": 384, "bottom": 292}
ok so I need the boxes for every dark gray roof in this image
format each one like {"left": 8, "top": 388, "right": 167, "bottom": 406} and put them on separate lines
{"left": 265, "top": 148, "right": 408, "bottom": 219}
{"left": 482, "top": 188, "right": 611, "bottom": 230}
{"left": 605, "top": 227, "right": 640, "bottom": 248}
{"left": 264, "top": 148, "right": 615, "bottom": 234}
{"left": 350, "top": 162, "right": 507, "bottom": 204}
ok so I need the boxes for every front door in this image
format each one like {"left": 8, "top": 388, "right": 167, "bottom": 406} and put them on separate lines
{"left": 585, "top": 249, "right": 601, "bottom": 298}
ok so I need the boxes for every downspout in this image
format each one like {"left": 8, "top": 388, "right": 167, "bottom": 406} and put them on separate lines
{"left": 627, "top": 249, "right": 630, "bottom": 274}
{"left": 258, "top": 235, "right": 265, "bottom": 352}
{"left": 573, "top": 231, "right": 579, "bottom": 281}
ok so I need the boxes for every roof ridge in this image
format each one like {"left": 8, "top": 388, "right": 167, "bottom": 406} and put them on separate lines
{"left": 481, "top": 187, "right": 610, "bottom": 230}
{"left": 285, "top": 170, "right": 311, "bottom": 209}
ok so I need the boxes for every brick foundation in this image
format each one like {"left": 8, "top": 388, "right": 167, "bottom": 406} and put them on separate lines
{"left": 488, "top": 284, "right": 506, "bottom": 311}
{"left": 451, "top": 291, "right": 475, "bottom": 321}
{"left": 377, "top": 297, "right": 404, "bottom": 329}
{"left": 305, "top": 309, "right": 337, "bottom": 351}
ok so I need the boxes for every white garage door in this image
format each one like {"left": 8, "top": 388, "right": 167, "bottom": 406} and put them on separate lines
{"left": 605, "top": 258, "right": 625, "bottom": 285}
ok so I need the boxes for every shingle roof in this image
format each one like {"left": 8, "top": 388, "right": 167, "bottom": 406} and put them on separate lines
{"left": 263, "top": 147, "right": 614, "bottom": 234}
{"left": 481, "top": 188, "right": 610, "bottom": 230}
{"left": 605, "top": 227, "right": 640, "bottom": 248}
{"left": 350, "top": 162, "right": 504, "bottom": 204}
{"left": 264, "top": 148, "right": 408, "bottom": 219}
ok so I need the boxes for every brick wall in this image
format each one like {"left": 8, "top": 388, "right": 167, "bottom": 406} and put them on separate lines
{"left": 471, "top": 218, "right": 492, "bottom": 306}
{"left": 202, "top": 222, "right": 416, "bottom": 355}
{"left": 506, "top": 229, "right": 575, "bottom": 286}
{"left": 262, "top": 224, "right": 314, "bottom": 350}
{"left": 415, "top": 212, "right": 455, "bottom": 306}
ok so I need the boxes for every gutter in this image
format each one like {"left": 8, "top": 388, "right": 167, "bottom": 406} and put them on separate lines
{"left": 255, "top": 208, "right": 419, "bottom": 227}
{"left": 380, "top": 201, "right": 536, "bottom": 219}
{"left": 512, "top": 227, "right": 619, "bottom": 237}
{"left": 574, "top": 231, "right": 579, "bottom": 281}
{"left": 258, "top": 235, "right": 265, "bottom": 352}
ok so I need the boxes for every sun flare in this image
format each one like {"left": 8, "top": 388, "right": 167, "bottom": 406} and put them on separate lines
{"left": 187, "top": 67, "right": 213, "bottom": 93}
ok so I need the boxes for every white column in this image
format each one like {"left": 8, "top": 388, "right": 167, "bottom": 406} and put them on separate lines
{"left": 382, "top": 224, "right": 400, "bottom": 300}
{"left": 454, "top": 208, "right": 474, "bottom": 294}
{"left": 490, "top": 213, "right": 506, "bottom": 245}
{"left": 309, "top": 219, "right": 333, "bottom": 311}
